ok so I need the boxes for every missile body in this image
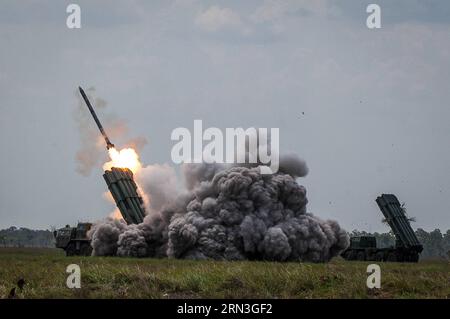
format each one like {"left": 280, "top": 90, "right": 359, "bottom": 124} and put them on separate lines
{"left": 78, "top": 86, "right": 115, "bottom": 150}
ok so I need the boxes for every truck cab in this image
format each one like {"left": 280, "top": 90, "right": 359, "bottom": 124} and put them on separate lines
{"left": 54, "top": 223, "right": 93, "bottom": 256}
{"left": 349, "top": 236, "right": 377, "bottom": 249}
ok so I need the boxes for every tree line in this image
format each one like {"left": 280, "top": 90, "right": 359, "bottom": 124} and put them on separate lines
{"left": 0, "top": 227, "right": 55, "bottom": 248}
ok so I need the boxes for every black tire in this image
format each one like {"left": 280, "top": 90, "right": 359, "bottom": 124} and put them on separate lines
{"left": 407, "top": 253, "right": 419, "bottom": 263}
{"left": 80, "top": 243, "right": 92, "bottom": 256}
{"left": 357, "top": 251, "right": 366, "bottom": 261}
{"left": 375, "top": 252, "right": 385, "bottom": 262}
{"left": 65, "top": 242, "right": 76, "bottom": 256}
{"left": 387, "top": 252, "right": 397, "bottom": 262}
{"left": 341, "top": 251, "right": 350, "bottom": 260}
{"left": 348, "top": 250, "right": 357, "bottom": 260}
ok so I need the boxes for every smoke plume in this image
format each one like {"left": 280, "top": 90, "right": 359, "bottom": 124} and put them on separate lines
{"left": 74, "top": 88, "right": 147, "bottom": 176}
{"left": 89, "top": 155, "right": 349, "bottom": 262}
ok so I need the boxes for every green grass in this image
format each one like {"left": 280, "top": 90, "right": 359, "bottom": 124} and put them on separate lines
{"left": 0, "top": 248, "right": 448, "bottom": 299}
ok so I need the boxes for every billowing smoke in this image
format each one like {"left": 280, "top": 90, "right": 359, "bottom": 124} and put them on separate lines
{"left": 89, "top": 154, "right": 349, "bottom": 262}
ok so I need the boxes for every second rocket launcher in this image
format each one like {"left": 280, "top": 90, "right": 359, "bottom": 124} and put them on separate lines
{"left": 79, "top": 86, "right": 115, "bottom": 150}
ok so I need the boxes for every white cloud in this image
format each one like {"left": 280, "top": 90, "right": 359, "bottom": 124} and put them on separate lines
{"left": 195, "top": 5, "right": 243, "bottom": 32}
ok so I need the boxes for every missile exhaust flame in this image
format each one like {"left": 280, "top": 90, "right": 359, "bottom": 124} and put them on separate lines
{"left": 103, "top": 147, "right": 142, "bottom": 174}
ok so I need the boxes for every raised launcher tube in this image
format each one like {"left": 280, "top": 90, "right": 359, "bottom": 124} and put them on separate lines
{"left": 376, "top": 194, "right": 423, "bottom": 253}
{"left": 103, "top": 167, "right": 145, "bottom": 224}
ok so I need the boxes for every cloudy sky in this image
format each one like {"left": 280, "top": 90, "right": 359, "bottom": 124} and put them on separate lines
{"left": 0, "top": 0, "right": 449, "bottom": 232}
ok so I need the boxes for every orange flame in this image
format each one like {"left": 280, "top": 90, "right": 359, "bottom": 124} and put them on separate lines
{"left": 102, "top": 146, "right": 148, "bottom": 221}
{"left": 103, "top": 147, "right": 141, "bottom": 174}
{"left": 109, "top": 208, "right": 123, "bottom": 220}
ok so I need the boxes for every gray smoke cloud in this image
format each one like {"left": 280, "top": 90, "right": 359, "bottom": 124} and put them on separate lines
{"left": 89, "top": 154, "right": 349, "bottom": 262}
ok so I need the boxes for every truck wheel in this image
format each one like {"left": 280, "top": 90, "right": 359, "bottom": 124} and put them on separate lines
{"left": 357, "top": 251, "right": 366, "bottom": 261}
{"left": 80, "top": 243, "right": 92, "bottom": 256}
{"left": 407, "top": 253, "right": 419, "bottom": 263}
{"left": 66, "top": 243, "right": 76, "bottom": 256}
{"left": 375, "top": 252, "right": 384, "bottom": 261}
{"left": 387, "top": 252, "right": 397, "bottom": 262}
{"left": 348, "top": 251, "right": 357, "bottom": 260}
{"left": 341, "top": 251, "right": 351, "bottom": 260}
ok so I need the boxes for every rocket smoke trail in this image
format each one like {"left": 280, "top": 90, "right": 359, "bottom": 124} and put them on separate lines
{"left": 89, "top": 153, "right": 349, "bottom": 262}
{"left": 74, "top": 87, "right": 147, "bottom": 176}
{"left": 79, "top": 86, "right": 115, "bottom": 150}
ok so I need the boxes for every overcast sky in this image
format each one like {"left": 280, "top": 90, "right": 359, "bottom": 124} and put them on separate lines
{"left": 0, "top": 0, "right": 449, "bottom": 232}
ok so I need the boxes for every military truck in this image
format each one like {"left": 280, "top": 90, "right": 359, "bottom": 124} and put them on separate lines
{"left": 54, "top": 168, "right": 146, "bottom": 257}
{"left": 341, "top": 194, "right": 423, "bottom": 262}
{"left": 54, "top": 223, "right": 93, "bottom": 256}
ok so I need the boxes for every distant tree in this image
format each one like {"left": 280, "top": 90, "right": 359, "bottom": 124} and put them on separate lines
{"left": 415, "top": 228, "right": 447, "bottom": 259}
{"left": 429, "top": 229, "right": 445, "bottom": 258}
{"left": 443, "top": 230, "right": 450, "bottom": 248}
{"left": 0, "top": 227, "right": 55, "bottom": 248}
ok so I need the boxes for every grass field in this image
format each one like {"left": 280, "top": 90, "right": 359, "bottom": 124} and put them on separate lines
{"left": 0, "top": 247, "right": 448, "bottom": 299}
